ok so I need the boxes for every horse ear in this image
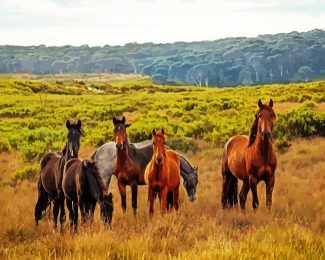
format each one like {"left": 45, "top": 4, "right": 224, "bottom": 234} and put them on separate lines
{"left": 76, "top": 119, "right": 82, "bottom": 130}
{"left": 269, "top": 99, "right": 273, "bottom": 107}
{"left": 161, "top": 128, "right": 165, "bottom": 135}
{"left": 258, "top": 99, "right": 263, "bottom": 108}
{"left": 113, "top": 117, "right": 117, "bottom": 125}
{"left": 125, "top": 124, "right": 131, "bottom": 128}
{"left": 152, "top": 129, "right": 156, "bottom": 135}
{"left": 107, "top": 192, "right": 113, "bottom": 201}
{"left": 66, "top": 120, "right": 71, "bottom": 129}
{"left": 121, "top": 116, "right": 126, "bottom": 124}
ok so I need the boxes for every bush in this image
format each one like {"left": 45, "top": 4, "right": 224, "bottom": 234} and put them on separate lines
{"left": 274, "top": 108, "right": 325, "bottom": 140}
{"left": 11, "top": 164, "right": 39, "bottom": 186}
{"left": 0, "top": 137, "right": 11, "bottom": 152}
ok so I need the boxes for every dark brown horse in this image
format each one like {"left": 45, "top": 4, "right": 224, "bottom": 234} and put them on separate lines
{"left": 113, "top": 116, "right": 152, "bottom": 215}
{"left": 63, "top": 158, "right": 113, "bottom": 232}
{"left": 34, "top": 120, "right": 82, "bottom": 232}
{"left": 221, "top": 99, "right": 277, "bottom": 211}
{"left": 145, "top": 129, "right": 180, "bottom": 217}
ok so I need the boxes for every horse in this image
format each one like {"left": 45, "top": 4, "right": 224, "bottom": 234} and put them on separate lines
{"left": 63, "top": 158, "right": 113, "bottom": 232}
{"left": 112, "top": 116, "right": 153, "bottom": 215}
{"left": 221, "top": 99, "right": 277, "bottom": 211}
{"left": 144, "top": 128, "right": 181, "bottom": 217}
{"left": 90, "top": 140, "right": 198, "bottom": 203}
{"left": 34, "top": 120, "right": 82, "bottom": 232}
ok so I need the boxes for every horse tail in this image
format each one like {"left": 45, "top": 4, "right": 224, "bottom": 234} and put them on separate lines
{"left": 34, "top": 177, "right": 51, "bottom": 225}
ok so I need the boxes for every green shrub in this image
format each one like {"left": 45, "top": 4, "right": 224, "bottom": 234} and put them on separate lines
{"left": 0, "top": 137, "right": 11, "bottom": 152}
{"left": 11, "top": 164, "right": 39, "bottom": 186}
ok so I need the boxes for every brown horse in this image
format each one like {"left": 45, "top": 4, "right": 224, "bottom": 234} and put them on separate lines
{"left": 113, "top": 116, "right": 153, "bottom": 215}
{"left": 34, "top": 120, "right": 82, "bottom": 232}
{"left": 145, "top": 129, "right": 180, "bottom": 217}
{"left": 221, "top": 99, "right": 277, "bottom": 211}
{"left": 63, "top": 158, "right": 113, "bottom": 232}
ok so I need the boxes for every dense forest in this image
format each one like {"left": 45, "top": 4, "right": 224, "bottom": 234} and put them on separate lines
{"left": 1, "top": 30, "right": 325, "bottom": 86}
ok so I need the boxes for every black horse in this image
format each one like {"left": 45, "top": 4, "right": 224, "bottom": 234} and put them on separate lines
{"left": 63, "top": 158, "right": 113, "bottom": 233}
{"left": 34, "top": 120, "right": 82, "bottom": 232}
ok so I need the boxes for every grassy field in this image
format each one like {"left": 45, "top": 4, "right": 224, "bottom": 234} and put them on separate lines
{"left": 0, "top": 74, "right": 324, "bottom": 259}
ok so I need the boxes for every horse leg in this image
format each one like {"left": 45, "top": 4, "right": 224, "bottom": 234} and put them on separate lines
{"left": 173, "top": 187, "right": 180, "bottom": 211}
{"left": 265, "top": 175, "right": 275, "bottom": 211}
{"left": 52, "top": 200, "right": 59, "bottom": 229}
{"left": 66, "top": 198, "right": 74, "bottom": 233}
{"left": 148, "top": 186, "right": 154, "bottom": 218}
{"left": 73, "top": 201, "right": 78, "bottom": 233}
{"left": 221, "top": 171, "right": 231, "bottom": 209}
{"left": 229, "top": 175, "right": 238, "bottom": 208}
{"left": 78, "top": 200, "right": 87, "bottom": 224}
{"left": 160, "top": 187, "right": 168, "bottom": 214}
{"left": 59, "top": 195, "right": 66, "bottom": 234}
{"left": 118, "top": 181, "right": 127, "bottom": 213}
{"left": 249, "top": 176, "right": 259, "bottom": 211}
{"left": 90, "top": 201, "right": 96, "bottom": 223}
{"left": 35, "top": 178, "right": 49, "bottom": 226}
{"left": 239, "top": 179, "right": 250, "bottom": 211}
{"left": 166, "top": 191, "right": 174, "bottom": 211}
{"left": 131, "top": 184, "right": 138, "bottom": 217}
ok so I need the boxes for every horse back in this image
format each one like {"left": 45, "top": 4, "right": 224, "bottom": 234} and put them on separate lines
{"left": 223, "top": 135, "right": 249, "bottom": 180}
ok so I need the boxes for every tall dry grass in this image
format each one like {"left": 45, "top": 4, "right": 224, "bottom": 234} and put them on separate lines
{"left": 0, "top": 138, "right": 324, "bottom": 259}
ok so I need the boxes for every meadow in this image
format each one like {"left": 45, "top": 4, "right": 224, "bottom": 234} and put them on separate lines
{"left": 0, "top": 74, "right": 324, "bottom": 259}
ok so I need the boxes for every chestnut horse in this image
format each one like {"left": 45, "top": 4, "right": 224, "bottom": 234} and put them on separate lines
{"left": 113, "top": 116, "right": 153, "bottom": 215}
{"left": 145, "top": 129, "right": 180, "bottom": 217}
{"left": 34, "top": 120, "right": 82, "bottom": 231}
{"left": 63, "top": 158, "right": 113, "bottom": 232}
{"left": 221, "top": 99, "right": 277, "bottom": 211}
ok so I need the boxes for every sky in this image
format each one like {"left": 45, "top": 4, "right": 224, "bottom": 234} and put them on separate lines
{"left": 0, "top": 0, "right": 324, "bottom": 46}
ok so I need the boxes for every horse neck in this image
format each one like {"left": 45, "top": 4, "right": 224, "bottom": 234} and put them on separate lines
{"left": 86, "top": 171, "right": 104, "bottom": 203}
{"left": 253, "top": 128, "right": 273, "bottom": 161}
{"left": 152, "top": 156, "right": 168, "bottom": 182}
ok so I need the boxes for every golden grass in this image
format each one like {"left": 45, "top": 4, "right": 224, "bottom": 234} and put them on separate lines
{"left": 0, "top": 138, "right": 325, "bottom": 259}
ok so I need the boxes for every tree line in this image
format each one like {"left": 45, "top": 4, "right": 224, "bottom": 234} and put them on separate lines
{"left": 1, "top": 29, "right": 325, "bottom": 86}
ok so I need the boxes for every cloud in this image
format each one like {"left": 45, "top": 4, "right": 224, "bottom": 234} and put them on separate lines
{"left": 0, "top": 0, "right": 324, "bottom": 45}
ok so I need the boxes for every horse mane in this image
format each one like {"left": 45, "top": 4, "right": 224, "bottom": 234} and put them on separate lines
{"left": 248, "top": 105, "right": 276, "bottom": 147}
{"left": 180, "top": 155, "right": 196, "bottom": 174}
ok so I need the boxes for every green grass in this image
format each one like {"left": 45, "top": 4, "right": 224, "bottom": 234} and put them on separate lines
{"left": 0, "top": 74, "right": 324, "bottom": 258}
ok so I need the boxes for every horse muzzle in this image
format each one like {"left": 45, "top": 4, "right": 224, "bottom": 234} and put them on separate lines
{"left": 262, "top": 131, "right": 271, "bottom": 141}
{"left": 155, "top": 155, "right": 163, "bottom": 165}
{"left": 116, "top": 143, "right": 124, "bottom": 150}
{"left": 189, "top": 195, "right": 196, "bottom": 202}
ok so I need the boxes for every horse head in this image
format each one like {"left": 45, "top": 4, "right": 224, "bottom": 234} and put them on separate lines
{"left": 113, "top": 116, "right": 131, "bottom": 151}
{"left": 249, "top": 99, "right": 276, "bottom": 145}
{"left": 100, "top": 193, "right": 114, "bottom": 226}
{"left": 183, "top": 166, "right": 198, "bottom": 202}
{"left": 257, "top": 99, "right": 276, "bottom": 142}
{"left": 152, "top": 128, "right": 167, "bottom": 165}
{"left": 66, "top": 119, "right": 83, "bottom": 158}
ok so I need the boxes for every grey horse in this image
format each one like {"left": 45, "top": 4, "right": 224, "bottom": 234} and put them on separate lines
{"left": 90, "top": 140, "right": 198, "bottom": 202}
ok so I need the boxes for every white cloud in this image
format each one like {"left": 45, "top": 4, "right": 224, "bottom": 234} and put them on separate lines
{"left": 0, "top": 0, "right": 324, "bottom": 45}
